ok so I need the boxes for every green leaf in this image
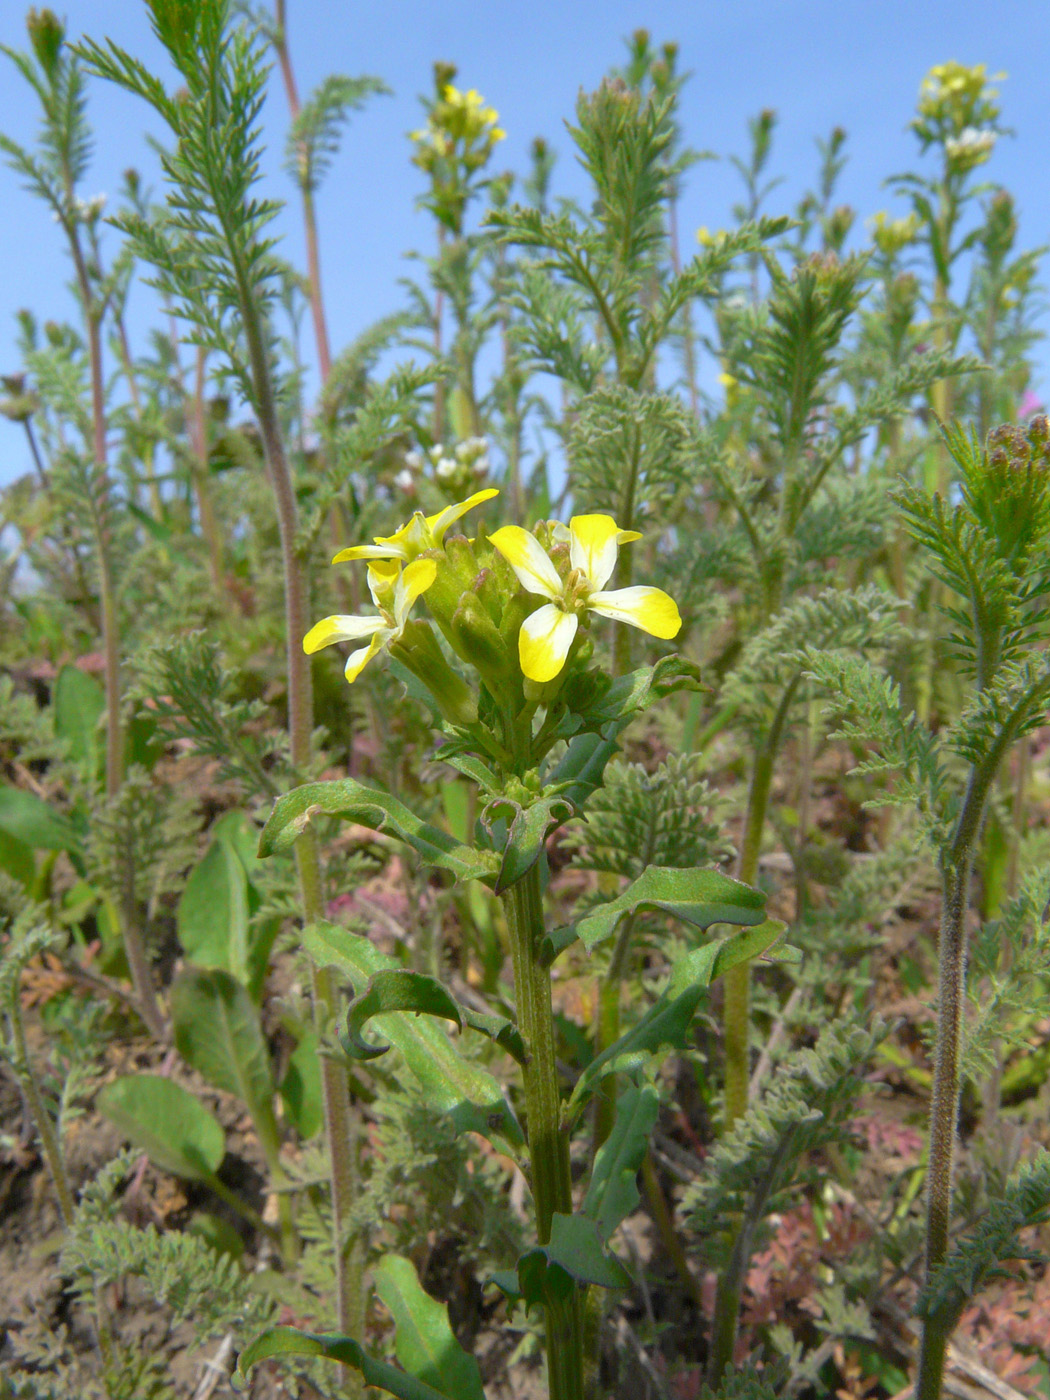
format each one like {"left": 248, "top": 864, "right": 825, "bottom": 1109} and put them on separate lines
{"left": 481, "top": 794, "right": 573, "bottom": 895}
{"left": 170, "top": 967, "right": 280, "bottom": 1164}
{"left": 501, "top": 1212, "right": 631, "bottom": 1309}
{"left": 547, "top": 731, "right": 622, "bottom": 809}
{"left": 0, "top": 784, "right": 80, "bottom": 854}
{"left": 259, "top": 778, "right": 500, "bottom": 886}
{"left": 280, "top": 1029, "right": 324, "bottom": 1140}
{"left": 344, "top": 969, "right": 526, "bottom": 1065}
{"left": 374, "top": 1255, "right": 485, "bottom": 1400}
{"left": 303, "top": 922, "right": 524, "bottom": 1156}
{"left": 0, "top": 826, "right": 35, "bottom": 888}
{"left": 236, "top": 1327, "right": 458, "bottom": 1400}
{"left": 97, "top": 1075, "right": 224, "bottom": 1181}
{"left": 53, "top": 664, "right": 104, "bottom": 775}
{"left": 567, "top": 921, "right": 789, "bottom": 1117}
{"left": 176, "top": 838, "right": 251, "bottom": 982}
{"left": 551, "top": 865, "right": 767, "bottom": 960}
{"left": 583, "top": 1083, "right": 659, "bottom": 1240}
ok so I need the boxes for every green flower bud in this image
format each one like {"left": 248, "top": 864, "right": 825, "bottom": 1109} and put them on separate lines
{"left": 27, "top": 8, "right": 64, "bottom": 77}
{"left": 448, "top": 591, "right": 517, "bottom": 698}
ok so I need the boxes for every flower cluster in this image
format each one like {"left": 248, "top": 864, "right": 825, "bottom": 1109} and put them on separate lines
{"left": 911, "top": 61, "right": 1004, "bottom": 160}
{"left": 410, "top": 68, "right": 505, "bottom": 233}
{"left": 304, "top": 494, "right": 682, "bottom": 695}
{"left": 397, "top": 438, "right": 490, "bottom": 498}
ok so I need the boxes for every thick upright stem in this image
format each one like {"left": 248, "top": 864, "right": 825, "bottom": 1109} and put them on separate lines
{"left": 502, "top": 867, "right": 583, "bottom": 1400}
{"left": 915, "top": 766, "right": 992, "bottom": 1398}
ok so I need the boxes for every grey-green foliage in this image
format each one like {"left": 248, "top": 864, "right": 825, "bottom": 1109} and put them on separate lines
{"left": 140, "top": 631, "right": 280, "bottom": 795}
{"left": 916, "top": 1150, "right": 1050, "bottom": 1334}
{"left": 699, "top": 1362, "right": 786, "bottom": 1400}
{"left": 805, "top": 649, "right": 952, "bottom": 841}
{"left": 568, "top": 384, "right": 697, "bottom": 524}
{"left": 491, "top": 79, "right": 785, "bottom": 393}
{"left": 564, "top": 753, "right": 733, "bottom": 880}
{"left": 83, "top": 763, "right": 200, "bottom": 918}
{"left": 76, "top": 0, "right": 284, "bottom": 401}
{"left": 289, "top": 1085, "right": 524, "bottom": 1313}
{"left": 962, "top": 867, "right": 1050, "bottom": 1085}
{"left": 680, "top": 1020, "right": 886, "bottom": 1269}
{"left": 0, "top": 11, "right": 92, "bottom": 232}
{"left": 62, "top": 1149, "right": 271, "bottom": 1342}
{"left": 723, "top": 583, "right": 904, "bottom": 730}
{"left": 285, "top": 74, "right": 389, "bottom": 196}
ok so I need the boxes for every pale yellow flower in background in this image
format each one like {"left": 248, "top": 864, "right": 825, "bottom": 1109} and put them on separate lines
{"left": 303, "top": 557, "right": 437, "bottom": 683}
{"left": 332, "top": 488, "right": 498, "bottom": 565}
{"left": 489, "top": 514, "right": 682, "bottom": 683}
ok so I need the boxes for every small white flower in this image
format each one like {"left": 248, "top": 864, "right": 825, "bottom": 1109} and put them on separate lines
{"left": 404, "top": 450, "right": 423, "bottom": 471}
{"left": 394, "top": 469, "right": 415, "bottom": 493}
{"left": 436, "top": 457, "right": 458, "bottom": 481}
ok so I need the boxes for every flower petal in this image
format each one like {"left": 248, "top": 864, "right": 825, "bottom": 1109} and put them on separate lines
{"left": 374, "top": 512, "right": 430, "bottom": 559}
{"left": 426, "top": 487, "right": 499, "bottom": 542}
{"left": 332, "top": 544, "right": 406, "bottom": 564}
{"left": 393, "top": 557, "right": 438, "bottom": 626}
{"left": 303, "top": 614, "right": 384, "bottom": 654}
{"left": 489, "top": 526, "right": 562, "bottom": 599}
{"left": 569, "top": 514, "right": 642, "bottom": 589}
{"left": 343, "top": 632, "right": 388, "bottom": 683}
{"left": 367, "top": 559, "right": 401, "bottom": 608}
{"left": 588, "top": 587, "right": 682, "bottom": 639}
{"left": 518, "top": 603, "right": 578, "bottom": 683}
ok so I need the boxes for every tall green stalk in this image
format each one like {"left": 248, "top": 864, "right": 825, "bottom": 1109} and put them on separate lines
{"left": 502, "top": 866, "right": 583, "bottom": 1400}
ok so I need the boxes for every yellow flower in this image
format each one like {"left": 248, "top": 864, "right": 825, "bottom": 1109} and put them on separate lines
{"left": 489, "top": 514, "right": 682, "bottom": 683}
{"left": 332, "top": 488, "right": 498, "bottom": 565}
{"left": 303, "top": 558, "right": 437, "bottom": 683}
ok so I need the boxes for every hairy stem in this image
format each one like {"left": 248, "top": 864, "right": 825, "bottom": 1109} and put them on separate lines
{"left": 502, "top": 866, "right": 583, "bottom": 1400}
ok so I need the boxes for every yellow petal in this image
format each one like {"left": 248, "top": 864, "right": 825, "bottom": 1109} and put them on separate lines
{"left": 303, "top": 614, "right": 384, "bottom": 654}
{"left": 332, "top": 543, "right": 405, "bottom": 564}
{"left": 569, "top": 514, "right": 641, "bottom": 590}
{"left": 519, "top": 603, "right": 578, "bottom": 683}
{"left": 426, "top": 487, "right": 499, "bottom": 543}
{"left": 343, "top": 632, "right": 387, "bottom": 683}
{"left": 393, "top": 557, "right": 438, "bottom": 626}
{"left": 587, "top": 587, "right": 681, "bottom": 639}
{"left": 374, "top": 512, "right": 430, "bottom": 559}
{"left": 489, "top": 526, "right": 562, "bottom": 599}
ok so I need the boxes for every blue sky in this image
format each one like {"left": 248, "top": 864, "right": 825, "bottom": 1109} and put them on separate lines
{"left": 1, "top": 0, "right": 1048, "bottom": 486}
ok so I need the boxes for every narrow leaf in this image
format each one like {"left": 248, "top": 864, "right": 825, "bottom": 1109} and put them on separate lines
{"left": 583, "top": 1083, "right": 659, "bottom": 1240}
{"left": 259, "top": 778, "right": 499, "bottom": 885}
{"left": 236, "top": 1327, "right": 456, "bottom": 1400}
{"left": 374, "top": 1255, "right": 485, "bottom": 1400}
{"left": 304, "top": 922, "right": 524, "bottom": 1156}
{"left": 344, "top": 969, "right": 526, "bottom": 1065}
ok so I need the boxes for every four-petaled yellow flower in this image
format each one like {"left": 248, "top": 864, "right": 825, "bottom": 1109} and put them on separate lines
{"left": 303, "top": 558, "right": 437, "bottom": 683}
{"left": 332, "top": 488, "right": 498, "bottom": 565}
{"left": 489, "top": 514, "right": 682, "bottom": 683}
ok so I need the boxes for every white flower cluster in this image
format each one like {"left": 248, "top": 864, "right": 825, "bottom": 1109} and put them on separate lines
{"left": 396, "top": 438, "right": 490, "bottom": 496}
{"left": 945, "top": 126, "right": 996, "bottom": 168}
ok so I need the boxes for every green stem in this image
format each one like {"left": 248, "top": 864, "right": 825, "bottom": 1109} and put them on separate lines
{"left": 502, "top": 866, "right": 583, "bottom": 1400}
{"left": 229, "top": 210, "right": 362, "bottom": 1354}
{"left": 724, "top": 680, "right": 796, "bottom": 1128}
{"left": 915, "top": 765, "right": 993, "bottom": 1398}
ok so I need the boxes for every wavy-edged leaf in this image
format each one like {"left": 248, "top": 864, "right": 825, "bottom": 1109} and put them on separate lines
{"left": 344, "top": 969, "right": 525, "bottom": 1065}
{"left": 549, "top": 865, "right": 766, "bottom": 961}
{"left": 567, "top": 921, "right": 790, "bottom": 1117}
{"left": 496, "top": 1211, "right": 631, "bottom": 1309}
{"left": 236, "top": 1327, "right": 456, "bottom": 1400}
{"left": 259, "top": 779, "right": 499, "bottom": 886}
{"left": 583, "top": 1083, "right": 659, "bottom": 1240}
{"left": 374, "top": 1255, "right": 485, "bottom": 1400}
{"left": 480, "top": 794, "right": 573, "bottom": 894}
{"left": 97, "top": 1075, "right": 224, "bottom": 1181}
{"left": 304, "top": 922, "right": 524, "bottom": 1156}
